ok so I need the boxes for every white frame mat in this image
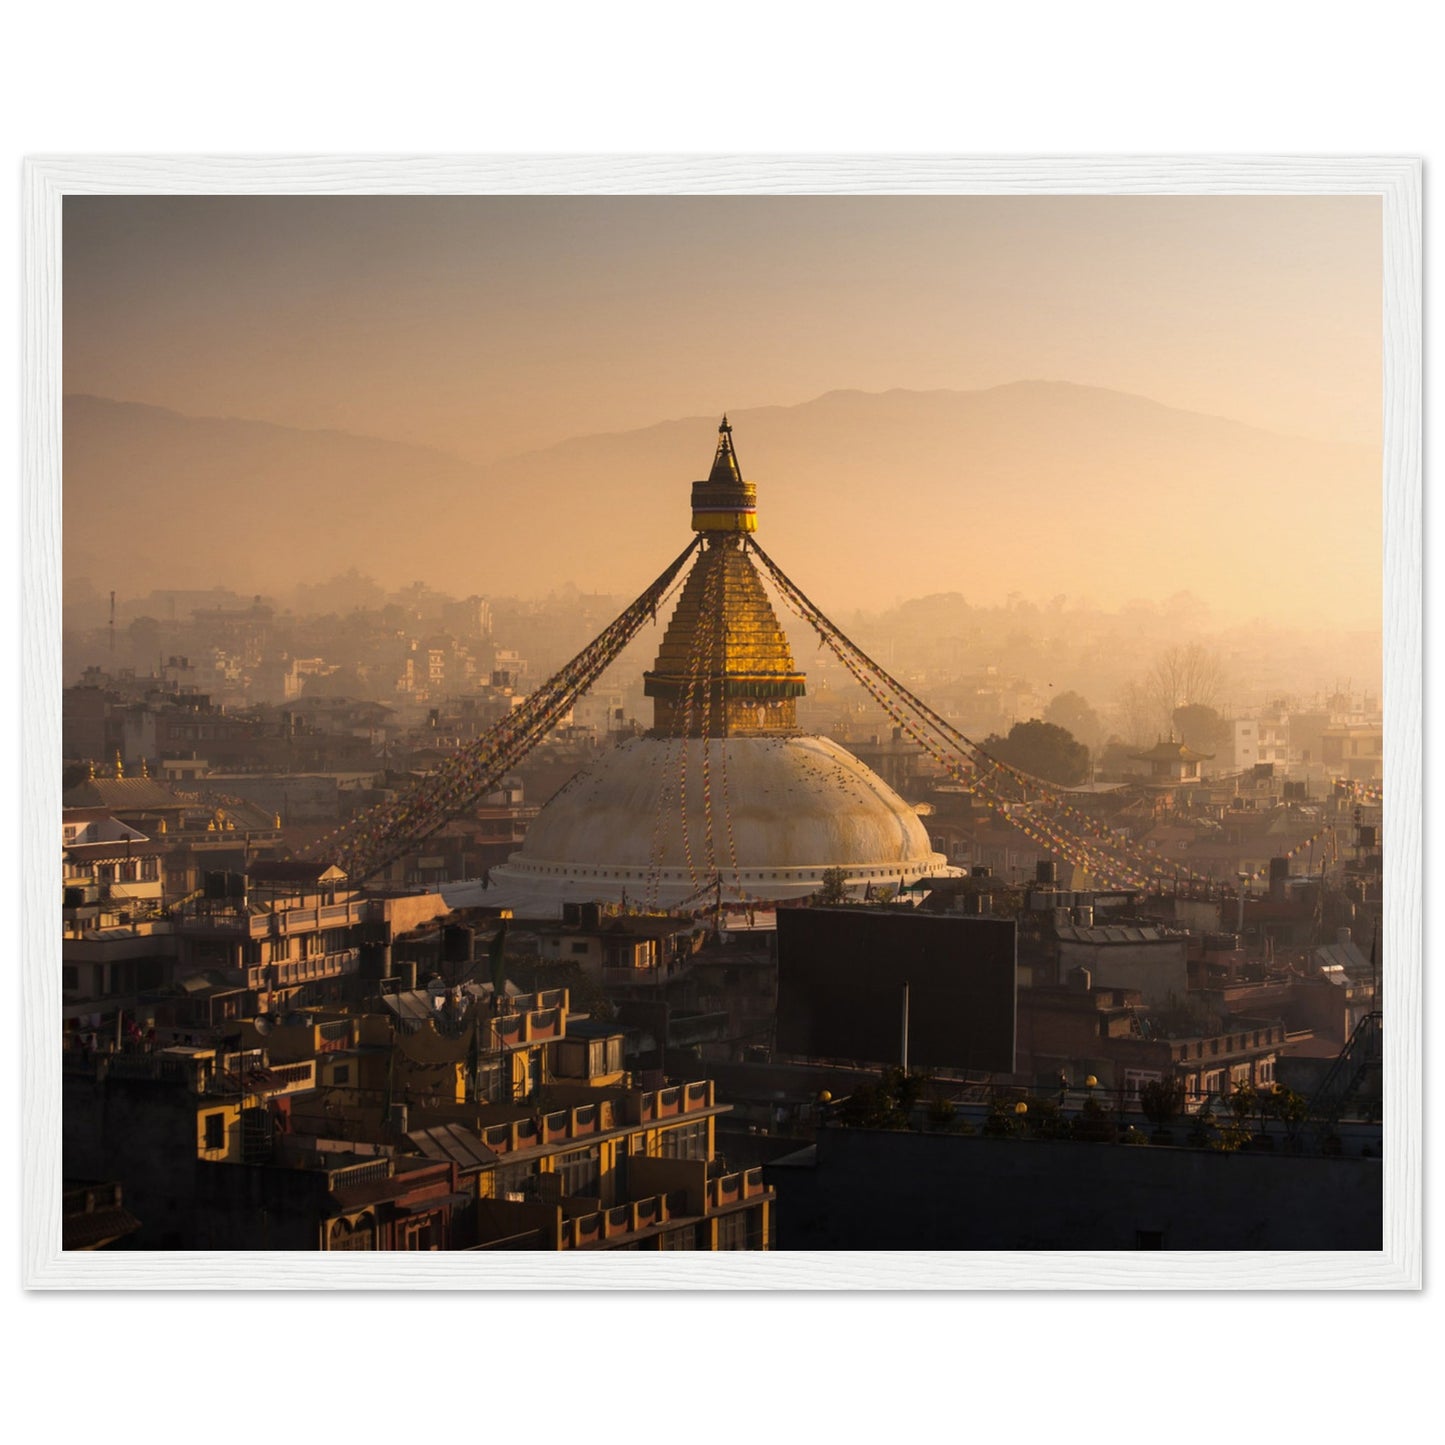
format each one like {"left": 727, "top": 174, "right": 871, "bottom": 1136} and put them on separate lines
{"left": 21, "top": 155, "right": 1422, "bottom": 1290}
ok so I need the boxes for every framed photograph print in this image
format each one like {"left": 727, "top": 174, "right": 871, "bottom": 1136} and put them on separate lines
{"left": 21, "top": 154, "right": 1421, "bottom": 1290}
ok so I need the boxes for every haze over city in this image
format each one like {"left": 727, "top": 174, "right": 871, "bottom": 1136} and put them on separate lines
{"left": 64, "top": 194, "right": 1382, "bottom": 638}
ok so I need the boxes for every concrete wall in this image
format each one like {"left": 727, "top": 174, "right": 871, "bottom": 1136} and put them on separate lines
{"left": 1059, "top": 939, "right": 1188, "bottom": 1007}
{"left": 765, "top": 1126, "right": 1381, "bottom": 1251}
{"left": 64, "top": 1071, "right": 205, "bottom": 1249}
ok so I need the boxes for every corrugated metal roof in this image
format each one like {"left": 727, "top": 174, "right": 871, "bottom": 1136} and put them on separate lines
{"left": 1056, "top": 924, "right": 1173, "bottom": 945}
{"left": 405, "top": 1124, "right": 498, "bottom": 1171}
{"left": 1314, "top": 940, "right": 1370, "bottom": 974}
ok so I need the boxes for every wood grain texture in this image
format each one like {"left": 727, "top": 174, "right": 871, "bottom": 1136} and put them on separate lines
{"left": 21, "top": 155, "right": 1421, "bottom": 1291}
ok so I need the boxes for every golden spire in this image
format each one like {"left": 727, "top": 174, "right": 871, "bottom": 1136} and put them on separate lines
{"left": 646, "top": 421, "right": 804, "bottom": 737}
{"left": 114, "top": 751, "right": 124, "bottom": 780}
{"left": 690, "top": 415, "right": 758, "bottom": 534}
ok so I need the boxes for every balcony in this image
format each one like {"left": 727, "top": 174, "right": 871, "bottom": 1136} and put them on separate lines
{"left": 707, "top": 1168, "right": 769, "bottom": 1213}
{"left": 479, "top": 996, "right": 570, "bottom": 1052}
{"left": 480, "top": 1098, "right": 614, "bottom": 1155}
{"left": 1170, "top": 1025, "right": 1285, "bottom": 1065}
{"left": 622, "top": 1078, "right": 715, "bottom": 1125}
{"left": 326, "top": 1157, "right": 393, "bottom": 1191}
{"left": 212, "top": 1057, "right": 317, "bottom": 1099}
{"left": 557, "top": 1189, "right": 690, "bottom": 1250}
{"left": 475, "top": 1083, "right": 716, "bottom": 1157}
{"left": 248, "top": 949, "right": 361, "bottom": 990}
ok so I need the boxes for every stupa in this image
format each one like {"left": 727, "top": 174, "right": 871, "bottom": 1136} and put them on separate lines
{"left": 468, "top": 419, "right": 952, "bottom": 914}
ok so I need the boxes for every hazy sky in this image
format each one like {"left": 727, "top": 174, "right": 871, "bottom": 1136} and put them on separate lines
{"left": 65, "top": 195, "right": 1381, "bottom": 463}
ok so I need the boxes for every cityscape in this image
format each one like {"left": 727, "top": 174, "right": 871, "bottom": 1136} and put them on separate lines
{"left": 57, "top": 193, "right": 1386, "bottom": 1256}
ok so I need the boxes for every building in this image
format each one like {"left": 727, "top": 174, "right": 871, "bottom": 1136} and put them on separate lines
{"left": 63, "top": 976, "right": 773, "bottom": 1251}
{"left": 1129, "top": 737, "right": 1213, "bottom": 787}
{"left": 764, "top": 1124, "right": 1381, "bottom": 1250}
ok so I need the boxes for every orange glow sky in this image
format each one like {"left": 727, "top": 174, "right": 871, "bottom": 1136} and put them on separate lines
{"left": 64, "top": 195, "right": 1381, "bottom": 464}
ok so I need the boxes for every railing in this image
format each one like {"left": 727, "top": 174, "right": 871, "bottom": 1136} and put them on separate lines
{"left": 708, "top": 1169, "right": 769, "bottom": 1212}
{"left": 266, "top": 1062, "right": 316, "bottom": 1091}
{"left": 620, "top": 1079, "right": 714, "bottom": 1125}
{"left": 489, "top": 1015, "right": 524, "bottom": 1048}
{"left": 269, "top": 949, "right": 361, "bottom": 986}
{"left": 319, "top": 902, "right": 366, "bottom": 925}
{"left": 1171, "top": 1028, "right": 1284, "bottom": 1064}
{"left": 506, "top": 988, "right": 567, "bottom": 1015}
{"left": 711, "top": 1172, "right": 742, "bottom": 1209}
{"left": 569, "top": 1212, "right": 603, "bottom": 1248}
{"left": 484, "top": 1000, "right": 568, "bottom": 1050}
{"left": 478, "top": 1078, "right": 718, "bottom": 1156}
{"left": 328, "top": 1157, "right": 392, "bottom": 1190}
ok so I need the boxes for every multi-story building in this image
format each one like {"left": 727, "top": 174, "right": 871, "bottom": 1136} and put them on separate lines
{"left": 63, "top": 973, "right": 773, "bottom": 1252}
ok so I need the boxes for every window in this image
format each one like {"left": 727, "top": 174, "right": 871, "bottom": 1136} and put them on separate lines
{"left": 553, "top": 1145, "right": 601, "bottom": 1199}
{"left": 570, "top": 942, "right": 589, "bottom": 956}
{"left": 330, "top": 1218, "right": 374, "bottom": 1251}
{"left": 331, "top": 1064, "right": 350, "bottom": 1086}
{"left": 494, "top": 1159, "right": 536, "bottom": 1199}
{"left": 658, "top": 1120, "right": 708, "bottom": 1161}
{"left": 716, "top": 1210, "right": 752, "bottom": 1251}
{"left": 400, "top": 1218, "right": 436, "bottom": 1250}
{"left": 661, "top": 1226, "right": 698, "bottom": 1250}
{"left": 203, "top": 1112, "right": 226, "bottom": 1150}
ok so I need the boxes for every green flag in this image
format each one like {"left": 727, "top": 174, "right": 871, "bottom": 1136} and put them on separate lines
{"left": 488, "top": 921, "right": 509, "bottom": 996}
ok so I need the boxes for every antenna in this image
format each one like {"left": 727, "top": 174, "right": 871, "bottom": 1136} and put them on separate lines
{"left": 109, "top": 590, "right": 116, "bottom": 653}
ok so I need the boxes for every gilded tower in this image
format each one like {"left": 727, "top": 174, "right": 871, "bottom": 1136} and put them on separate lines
{"left": 643, "top": 418, "right": 807, "bottom": 737}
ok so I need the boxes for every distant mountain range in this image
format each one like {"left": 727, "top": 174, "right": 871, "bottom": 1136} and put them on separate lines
{"left": 63, "top": 384, "right": 1379, "bottom": 624}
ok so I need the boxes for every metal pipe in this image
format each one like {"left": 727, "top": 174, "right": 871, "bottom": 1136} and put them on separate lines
{"left": 901, "top": 981, "right": 910, "bottom": 1074}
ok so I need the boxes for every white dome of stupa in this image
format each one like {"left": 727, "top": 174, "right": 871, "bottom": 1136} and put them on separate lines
{"left": 468, "top": 733, "right": 947, "bottom": 912}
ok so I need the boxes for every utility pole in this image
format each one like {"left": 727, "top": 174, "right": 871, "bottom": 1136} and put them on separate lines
{"left": 901, "top": 981, "right": 910, "bottom": 1074}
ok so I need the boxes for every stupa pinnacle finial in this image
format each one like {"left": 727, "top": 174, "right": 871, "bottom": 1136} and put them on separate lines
{"left": 692, "top": 417, "right": 757, "bottom": 533}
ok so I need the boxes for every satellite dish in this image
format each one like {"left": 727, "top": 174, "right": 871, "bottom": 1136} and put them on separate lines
{"left": 253, "top": 1017, "right": 273, "bottom": 1036}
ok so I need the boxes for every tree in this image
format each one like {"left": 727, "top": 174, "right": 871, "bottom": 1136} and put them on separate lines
{"left": 1171, "top": 702, "right": 1228, "bottom": 755}
{"left": 1138, "top": 1077, "right": 1187, "bottom": 1129}
{"left": 982, "top": 718, "right": 1090, "bottom": 786}
{"left": 817, "top": 867, "right": 850, "bottom": 905}
{"left": 1044, "top": 690, "right": 1105, "bottom": 748}
{"left": 836, "top": 1067, "right": 927, "bottom": 1130}
{"left": 1144, "top": 644, "right": 1225, "bottom": 734}
{"left": 1111, "top": 680, "right": 1157, "bottom": 747}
